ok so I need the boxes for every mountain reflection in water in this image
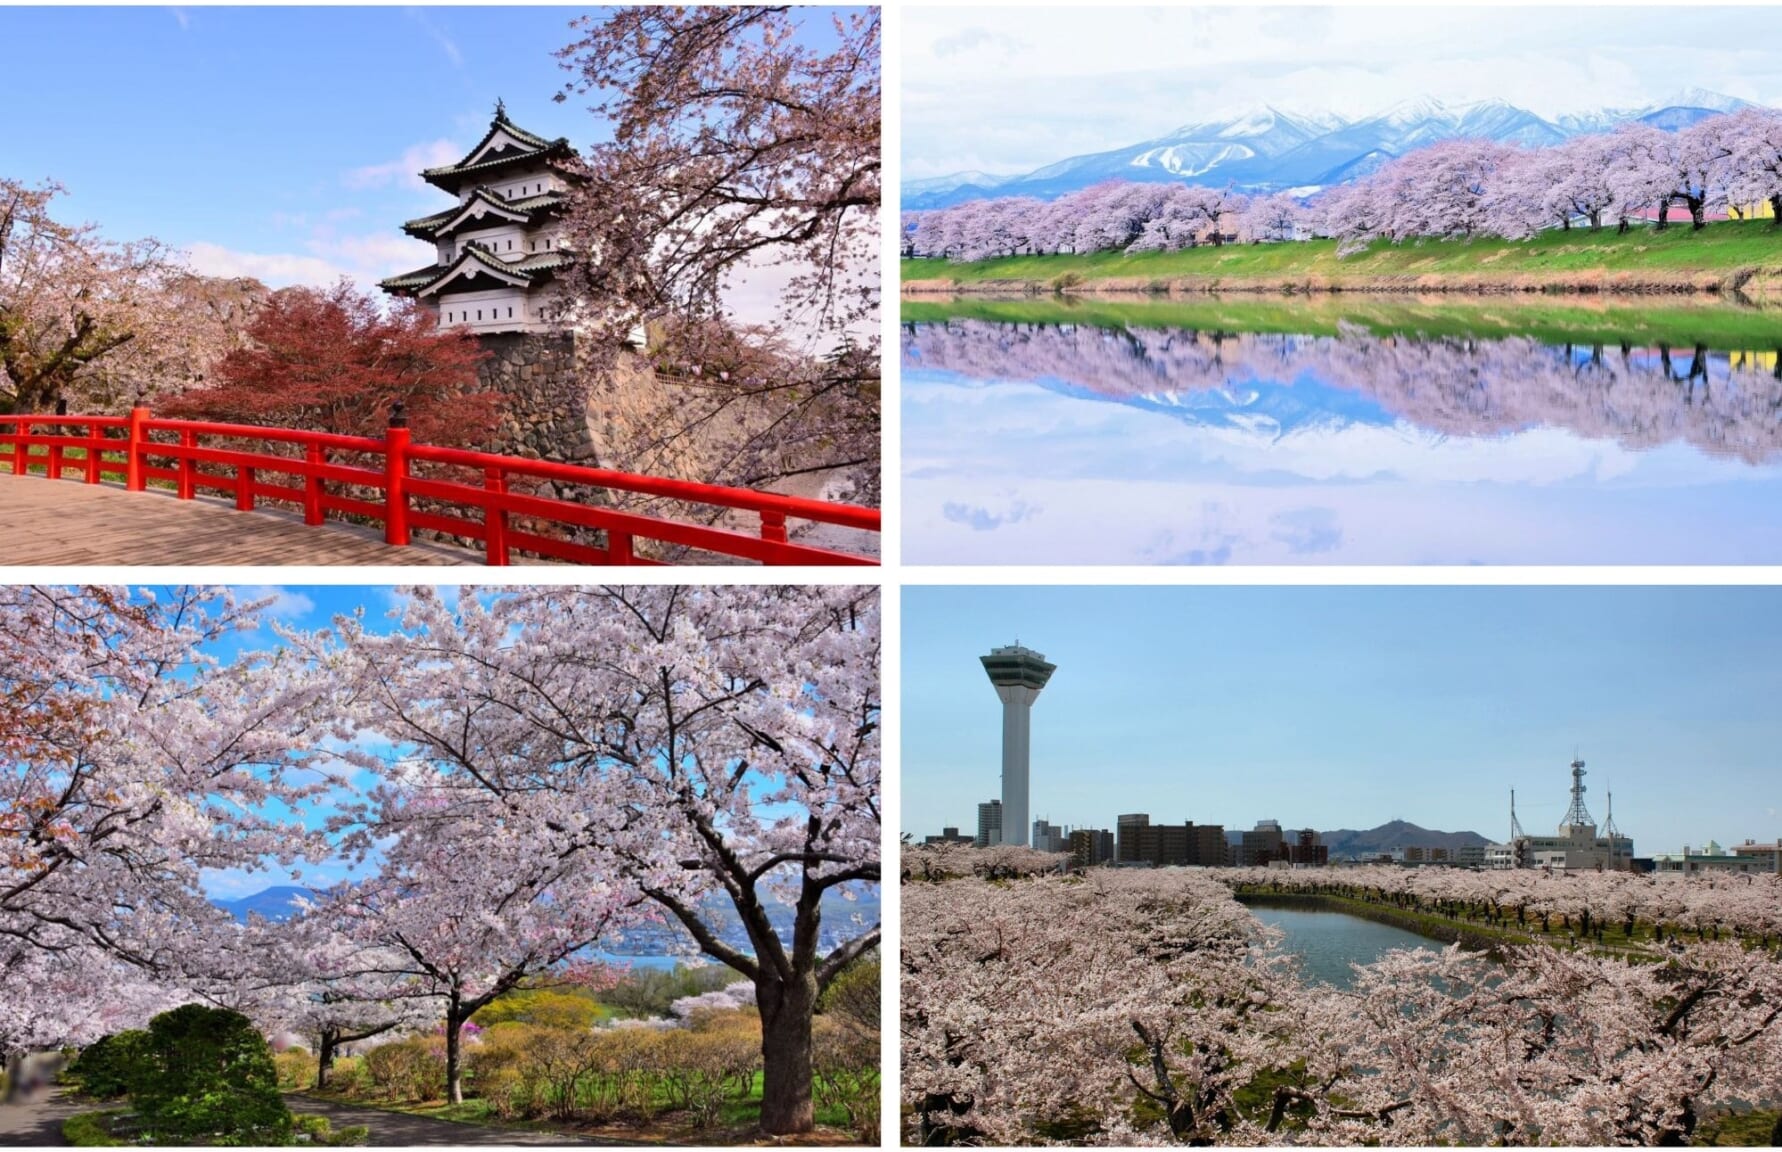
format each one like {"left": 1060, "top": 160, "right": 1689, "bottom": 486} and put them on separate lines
{"left": 901, "top": 316, "right": 1782, "bottom": 565}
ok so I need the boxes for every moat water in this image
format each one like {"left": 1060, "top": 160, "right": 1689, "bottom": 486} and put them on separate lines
{"left": 1248, "top": 904, "right": 1442, "bottom": 988}
{"left": 901, "top": 296, "right": 1782, "bottom": 564}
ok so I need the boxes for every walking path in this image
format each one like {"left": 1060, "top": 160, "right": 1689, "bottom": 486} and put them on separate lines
{"left": 0, "top": 475, "right": 476, "bottom": 566}
{"left": 286, "top": 1095, "right": 604, "bottom": 1146}
{"left": 0, "top": 1091, "right": 85, "bottom": 1146}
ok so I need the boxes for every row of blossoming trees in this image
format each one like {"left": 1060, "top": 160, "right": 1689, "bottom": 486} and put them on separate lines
{"left": 901, "top": 846, "right": 1782, "bottom": 1146}
{"left": 1225, "top": 863, "right": 1782, "bottom": 946}
{"left": 0, "top": 584, "right": 880, "bottom": 1136}
{"left": 904, "top": 321, "right": 1782, "bottom": 464}
{"left": 905, "top": 107, "right": 1782, "bottom": 261}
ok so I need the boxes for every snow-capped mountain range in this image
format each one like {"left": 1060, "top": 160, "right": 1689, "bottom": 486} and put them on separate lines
{"left": 905, "top": 90, "right": 1757, "bottom": 209}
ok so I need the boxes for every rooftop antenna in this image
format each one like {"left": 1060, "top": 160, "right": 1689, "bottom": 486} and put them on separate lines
{"left": 1562, "top": 754, "right": 1595, "bottom": 829}
{"left": 1510, "top": 788, "right": 1525, "bottom": 841}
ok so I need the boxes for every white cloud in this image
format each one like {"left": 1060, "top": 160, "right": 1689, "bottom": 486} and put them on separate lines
{"left": 185, "top": 229, "right": 430, "bottom": 293}
{"left": 343, "top": 138, "right": 463, "bottom": 192}
{"left": 406, "top": 7, "right": 463, "bottom": 69}
{"left": 185, "top": 241, "right": 349, "bottom": 289}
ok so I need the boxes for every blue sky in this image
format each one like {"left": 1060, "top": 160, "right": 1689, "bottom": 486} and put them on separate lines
{"left": 901, "top": 360, "right": 1782, "bottom": 565}
{"left": 2, "top": 5, "right": 854, "bottom": 316}
{"left": 3, "top": 8, "right": 604, "bottom": 290}
{"left": 903, "top": 586, "right": 1782, "bottom": 856}
{"left": 905, "top": 7, "right": 1782, "bottom": 179}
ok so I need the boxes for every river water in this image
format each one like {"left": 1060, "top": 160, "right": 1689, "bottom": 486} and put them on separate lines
{"left": 1247, "top": 904, "right": 1442, "bottom": 988}
{"left": 902, "top": 296, "right": 1782, "bottom": 564}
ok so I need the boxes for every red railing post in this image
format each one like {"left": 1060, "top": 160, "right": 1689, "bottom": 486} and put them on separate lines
{"left": 760, "top": 510, "right": 789, "bottom": 544}
{"left": 483, "top": 466, "right": 509, "bottom": 565}
{"left": 236, "top": 466, "right": 255, "bottom": 511}
{"left": 608, "top": 531, "right": 635, "bottom": 565}
{"left": 85, "top": 422, "right": 103, "bottom": 484}
{"left": 384, "top": 403, "right": 411, "bottom": 546}
{"left": 125, "top": 406, "right": 150, "bottom": 492}
{"left": 49, "top": 440, "right": 63, "bottom": 480}
{"left": 177, "top": 429, "right": 196, "bottom": 499}
{"left": 304, "top": 442, "right": 325, "bottom": 525}
{"left": 10, "top": 422, "right": 25, "bottom": 476}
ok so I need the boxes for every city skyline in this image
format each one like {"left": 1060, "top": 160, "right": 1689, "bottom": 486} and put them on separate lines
{"left": 903, "top": 586, "right": 1782, "bottom": 855}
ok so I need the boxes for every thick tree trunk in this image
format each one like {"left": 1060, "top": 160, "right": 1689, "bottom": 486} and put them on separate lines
{"left": 1657, "top": 201, "right": 1671, "bottom": 231}
{"left": 316, "top": 1031, "right": 338, "bottom": 1090}
{"left": 1689, "top": 199, "right": 1706, "bottom": 230}
{"left": 445, "top": 1003, "right": 466, "bottom": 1105}
{"left": 756, "top": 974, "right": 817, "bottom": 1134}
{"left": 1770, "top": 196, "right": 1782, "bottom": 227}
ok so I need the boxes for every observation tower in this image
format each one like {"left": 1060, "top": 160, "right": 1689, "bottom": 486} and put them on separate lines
{"left": 980, "top": 643, "right": 1056, "bottom": 849}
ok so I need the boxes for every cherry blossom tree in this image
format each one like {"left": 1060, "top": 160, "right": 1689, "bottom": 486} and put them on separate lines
{"left": 1720, "top": 106, "right": 1782, "bottom": 224}
{"left": 554, "top": 6, "right": 880, "bottom": 501}
{"left": 318, "top": 814, "right": 636, "bottom": 1104}
{"left": 317, "top": 585, "right": 880, "bottom": 1135}
{"left": 1, "top": 586, "right": 338, "bottom": 970}
{"left": 1237, "top": 192, "right": 1307, "bottom": 243}
{"left": 0, "top": 180, "right": 230, "bottom": 414}
{"left": 903, "top": 859, "right": 1782, "bottom": 1145}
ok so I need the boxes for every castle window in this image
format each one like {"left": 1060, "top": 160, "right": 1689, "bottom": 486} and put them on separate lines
{"left": 477, "top": 310, "right": 483, "bottom": 320}
{"left": 507, "top": 307, "right": 513, "bottom": 318}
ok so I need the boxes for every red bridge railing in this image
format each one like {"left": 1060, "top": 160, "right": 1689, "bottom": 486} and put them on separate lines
{"left": 0, "top": 408, "right": 879, "bottom": 566}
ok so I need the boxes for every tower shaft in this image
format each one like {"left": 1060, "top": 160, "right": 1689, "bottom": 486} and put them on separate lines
{"left": 998, "top": 685, "right": 1039, "bottom": 847}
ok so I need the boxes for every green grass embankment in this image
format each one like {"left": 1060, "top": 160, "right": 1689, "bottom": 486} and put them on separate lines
{"left": 899, "top": 292, "right": 1782, "bottom": 352}
{"left": 902, "top": 219, "right": 1782, "bottom": 299}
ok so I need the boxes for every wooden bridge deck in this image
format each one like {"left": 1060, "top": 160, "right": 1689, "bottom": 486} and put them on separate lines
{"left": 0, "top": 475, "right": 479, "bottom": 566}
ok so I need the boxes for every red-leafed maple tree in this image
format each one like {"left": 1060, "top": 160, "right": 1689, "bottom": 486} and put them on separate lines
{"left": 164, "top": 280, "right": 500, "bottom": 446}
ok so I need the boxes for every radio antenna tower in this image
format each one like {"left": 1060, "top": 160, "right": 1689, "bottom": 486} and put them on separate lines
{"left": 1602, "top": 786, "right": 1622, "bottom": 870}
{"left": 1562, "top": 755, "right": 1595, "bottom": 828}
{"left": 1510, "top": 788, "right": 1526, "bottom": 841}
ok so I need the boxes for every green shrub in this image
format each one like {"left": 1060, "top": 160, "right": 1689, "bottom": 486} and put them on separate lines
{"left": 325, "top": 1054, "right": 367, "bottom": 1097}
{"left": 472, "top": 988, "right": 604, "bottom": 1031}
{"left": 813, "top": 1020, "right": 880, "bottom": 1142}
{"left": 362, "top": 1036, "right": 443, "bottom": 1101}
{"left": 131, "top": 1003, "right": 293, "bottom": 1145}
{"left": 275, "top": 1049, "right": 317, "bottom": 1091}
{"left": 601, "top": 964, "right": 739, "bottom": 1018}
{"left": 66, "top": 1031, "right": 152, "bottom": 1100}
{"left": 61, "top": 1111, "right": 126, "bottom": 1146}
{"left": 819, "top": 955, "right": 879, "bottom": 1038}
{"left": 291, "top": 1113, "right": 371, "bottom": 1146}
{"left": 465, "top": 1028, "right": 533, "bottom": 1119}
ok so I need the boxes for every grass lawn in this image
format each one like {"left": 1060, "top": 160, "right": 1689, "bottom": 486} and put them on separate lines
{"left": 902, "top": 218, "right": 1782, "bottom": 292}
{"left": 299, "top": 1076, "right": 864, "bottom": 1147}
{"left": 1695, "top": 1109, "right": 1782, "bottom": 1145}
{"left": 900, "top": 292, "right": 1782, "bottom": 352}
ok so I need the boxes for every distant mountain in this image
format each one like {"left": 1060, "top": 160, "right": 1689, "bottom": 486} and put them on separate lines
{"left": 214, "top": 886, "right": 316, "bottom": 923}
{"left": 1319, "top": 821, "right": 1492, "bottom": 860}
{"left": 210, "top": 883, "right": 881, "bottom": 958}
{"left": 904, "top": 91, "right": 1761, "bottom": 208}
